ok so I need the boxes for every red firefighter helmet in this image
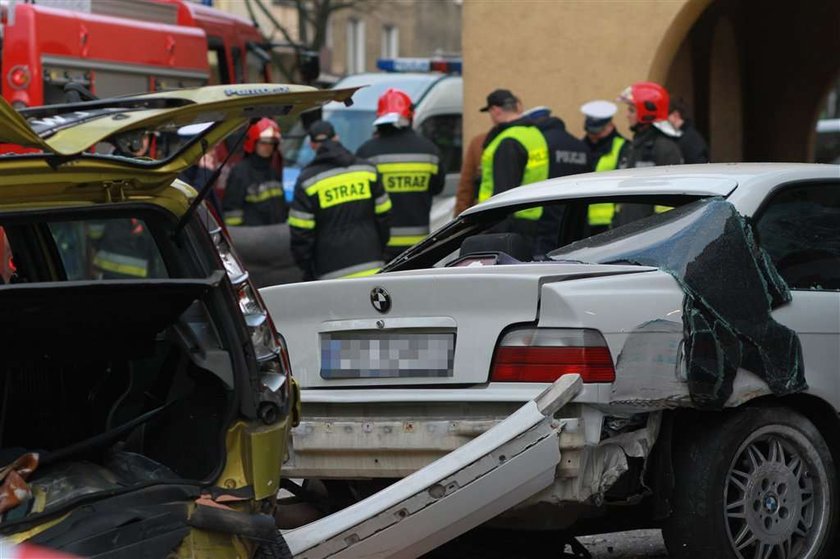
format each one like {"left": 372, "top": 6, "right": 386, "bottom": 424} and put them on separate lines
{"left": 373, "top": 88, "right": 414, "bottom": 128}
{"left": 617, "top": 81, "right": 670, "bottom": 123}
{"left": 243, "top": 118, "right": 281, "bottom": 154}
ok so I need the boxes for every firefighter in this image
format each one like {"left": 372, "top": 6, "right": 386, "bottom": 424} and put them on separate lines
{"left": 617, "top": 81, "right": 683, "bottom": 169}
{"left": 478, "top": 88, "right": 549, "bottom": 244}
{"left": 222, "top": 118, "right": 287, "bottom": 226}
{"left": 356, "top": 88, "right": 444, "bottom": 262}
{"left": 288, "top": 120, "right": 391, "bottom": 280}
{"left": 92, "top": 218, "right": 164, "bottom": 279}
{"left": 614, "top": 81, "right": 683, "bottom": 226}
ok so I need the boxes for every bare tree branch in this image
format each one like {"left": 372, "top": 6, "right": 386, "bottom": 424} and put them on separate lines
{"left": 252, "top": 0, "right": 299, "bottom": 47}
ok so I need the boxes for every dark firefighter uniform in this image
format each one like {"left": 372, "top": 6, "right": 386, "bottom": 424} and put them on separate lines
{"left": 611, "top": 125, "right": 683, "bottom": 227}
{"left": 92, "top": 218, "right": 164, "bottom": 279}
{"left": 479, "top": 117, "right": 549, "bottom": 241}
{"left": 289, "top": 140, "right": 391, "bottom": 280}
{"left": 356, "top": 126, "right": 444, "bottom": 261}
{"left": 620, "top": 124, "right": 683, "bottom": 169}
{"left": 222, "top": 154, "right": 288, "bottom": 226}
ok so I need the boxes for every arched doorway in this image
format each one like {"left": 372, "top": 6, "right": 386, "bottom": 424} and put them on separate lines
{"left": 658, "top": 0, "right": 840, "bottom": 162}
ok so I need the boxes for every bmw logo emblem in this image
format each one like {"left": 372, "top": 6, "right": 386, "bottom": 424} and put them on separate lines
{"left": 370, "top": 286, "right": 391, "bottom": 314}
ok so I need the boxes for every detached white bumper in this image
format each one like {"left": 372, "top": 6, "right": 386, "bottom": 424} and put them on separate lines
{"left": 285, "top": 375, "right": 583, "bottom": 559}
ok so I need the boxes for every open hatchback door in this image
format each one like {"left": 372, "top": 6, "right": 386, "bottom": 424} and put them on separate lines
{"left": 0, "top": 84, "right": 358, "bottom": 191}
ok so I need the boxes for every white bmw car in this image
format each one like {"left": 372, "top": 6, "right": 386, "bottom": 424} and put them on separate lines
{"left": 262, "top": 163, "right": 840, "bottom": 559}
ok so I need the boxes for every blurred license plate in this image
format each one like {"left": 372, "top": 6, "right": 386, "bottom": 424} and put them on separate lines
{"left": 320, "top": 331, "right": 455, "bottom": 379}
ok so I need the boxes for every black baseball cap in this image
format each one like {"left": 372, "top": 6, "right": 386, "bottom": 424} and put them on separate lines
{"left": 308, "top": 120, "right": 336, "bottom": 142}
{"left": 479, "top": 89, "right": 518, "bottom": 112}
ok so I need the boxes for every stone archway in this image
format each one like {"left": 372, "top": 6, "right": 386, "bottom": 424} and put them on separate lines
{"left": 657, "top": 0, "right": 840, "bottom": 162}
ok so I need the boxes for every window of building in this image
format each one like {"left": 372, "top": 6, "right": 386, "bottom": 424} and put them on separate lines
{"left": 381, "top": 25, "right": 399, "bottom": 58}
{"left": 755, "top": 182, "right": 840, "bottom": 290}
{"left": 346, "top": 18, "right": 366, "bottom": 73}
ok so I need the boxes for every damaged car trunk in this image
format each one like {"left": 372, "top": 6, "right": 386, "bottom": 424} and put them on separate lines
{"left": 550, "top": 197, "right": 806, "bottom": 408}
{"left": 0, "top": 212, "right": 247, "bottom": 555}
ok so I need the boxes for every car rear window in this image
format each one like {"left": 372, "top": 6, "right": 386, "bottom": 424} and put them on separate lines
{"left": 49, "top": 218, "right": 168, "bottom": 280}
{"left": 383, "top": 195, "right": 704, "bottom": 272}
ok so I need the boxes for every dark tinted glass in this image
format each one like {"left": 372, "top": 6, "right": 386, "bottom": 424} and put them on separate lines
{"left": 755, "top": 182, "right": 840, "bottom": 290}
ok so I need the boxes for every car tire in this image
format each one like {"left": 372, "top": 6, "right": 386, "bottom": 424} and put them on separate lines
{"left": 662, "top": 406, "right": 837, "bottom": 559}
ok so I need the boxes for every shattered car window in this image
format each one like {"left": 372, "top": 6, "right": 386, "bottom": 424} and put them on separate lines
{"left": 383, "top": 195, "right": 701, "bottom": 272}
{"left": 549, "top": 197, "right": 805, "bottom": 409}
{"left": 754, "top": 182, "right": 840, "bottom": 291}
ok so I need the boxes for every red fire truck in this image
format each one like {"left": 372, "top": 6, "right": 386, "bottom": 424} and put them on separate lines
{"left": 0, "top": 0, "right": 272, "bottom": 109}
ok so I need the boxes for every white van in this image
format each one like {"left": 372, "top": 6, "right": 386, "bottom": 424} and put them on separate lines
{"left": 281, "top": 58, "right": 463, "bottom": 230}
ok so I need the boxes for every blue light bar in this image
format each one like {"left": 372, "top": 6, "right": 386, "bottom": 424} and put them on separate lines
{"left": 376, "top": 58, "right": 462, "bottom": 74}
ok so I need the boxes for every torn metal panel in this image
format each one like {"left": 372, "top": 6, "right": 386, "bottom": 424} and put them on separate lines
{"left": 610, "top": 319, "right": 691, "bottom": 408}
{"left": 503, "top": 413, "right": 661, "bottom": 528}
{"left": 550, "top": 198, "right": 805, "bottom": 409}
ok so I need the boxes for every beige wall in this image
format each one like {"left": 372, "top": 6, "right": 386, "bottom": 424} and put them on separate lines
{"left": 462, "top": 0, "right": 707, "bottom": 145}
{"left": 463, "top": 0, "right": 840, "bottom": 162}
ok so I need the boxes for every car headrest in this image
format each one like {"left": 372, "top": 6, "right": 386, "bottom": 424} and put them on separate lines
{"left": 459, "top": 233, "right": 532, "bottom": 262}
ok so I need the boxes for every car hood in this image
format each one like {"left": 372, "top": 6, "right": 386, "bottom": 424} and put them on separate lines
{"left": 0, "top": 84, "right": 357, "bottom": 194}
{"left": 260, "top": 263, "right": 653, "bottom": 388}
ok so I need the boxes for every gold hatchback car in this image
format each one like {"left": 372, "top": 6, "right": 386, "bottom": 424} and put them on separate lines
{"left": 0, "top": 84, "right": 354, "bottom": 558}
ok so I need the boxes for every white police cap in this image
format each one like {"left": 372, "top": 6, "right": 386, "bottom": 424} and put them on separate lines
{"left": 580, "top": 100, "right": 617, "bottom": 119}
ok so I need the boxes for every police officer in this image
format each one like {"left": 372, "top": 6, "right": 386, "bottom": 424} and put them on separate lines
{"left": 579, "top": 100, "right": 628, "bottom": 172}
{"left": 578, "top": 100, "right": 629, "bottom": 232}
{"left": 356, "top": 88, "right": 444, "bottom": 262}
{"left": 223, "top": 118, "right": 287, "bottom": 226}
{"left": 522, "top": 106, "right": 593, "bottom": 253}
{"left": 479, "top": 88, "right": 549, "bottom": 243}
{"left": 288, "top": 120, "right": 391, "bottom": 280}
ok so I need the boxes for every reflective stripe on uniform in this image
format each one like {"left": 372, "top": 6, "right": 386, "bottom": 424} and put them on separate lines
{"left": 93, "top": 250, "right": 149, "bottom": 278}
{"left": 595, "top": 136, "right": 626, "bottom": 172}
{"left": 224, "top": 209, "right": 244, "bottom": 226}
{"left": 370, "top": 154, "right": 439, "bottom": 194}
{"left": 654, "top": 205, "right": 672, "bottom": 214}
{"left": 391, "top": 226, "right": 430, "bottom": 236}
{"left": 588, "top": 203, "right": 616, "bottom": 226}
{"left": 303, "top": 165, "right": 377, "bottom": 194}
{"left": 376, "top": 162, "right": 439, "bottom": 174}
{"left": 288, "top": 209, "right": 316, "bottom": 230}
{"left": 479, "top": 125, "right": 549, "bottom": 221}
{"left": 245, "top": 187, "right": 284, "bottom": 203}
{"left": 304, "top": 170, "right": 378, "bottom": 210}
{"left": 320, "top": 260, "right": 384, "bottom": 280}
{"left": 375, "top": 193, "right": 392, "bottom": 214}
{"left": 388, "top": 235, "right": 426, "bottom": 247}
{"left": 388, "top": 226, "right": 429, "bottom": 247}
{"left": 367, "top": 153, "right": 439, "bottom": 165}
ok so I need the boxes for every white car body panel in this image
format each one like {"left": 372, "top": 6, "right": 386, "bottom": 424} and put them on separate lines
{"left": 262, "top": 263, "right": 651, "bottom": 388}
{"left": 264, "top": 163, "right": 840, "bottom": 514}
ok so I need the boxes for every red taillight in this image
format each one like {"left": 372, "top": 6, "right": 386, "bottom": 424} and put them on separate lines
{"left": 201, "top": 204, "right": 292, "bottom": 423}
{"left": 490, "top": 327, "right": 615, "bottom": 383}
{"left": 7, "top": 65, "right": 30, "bottom": 90}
